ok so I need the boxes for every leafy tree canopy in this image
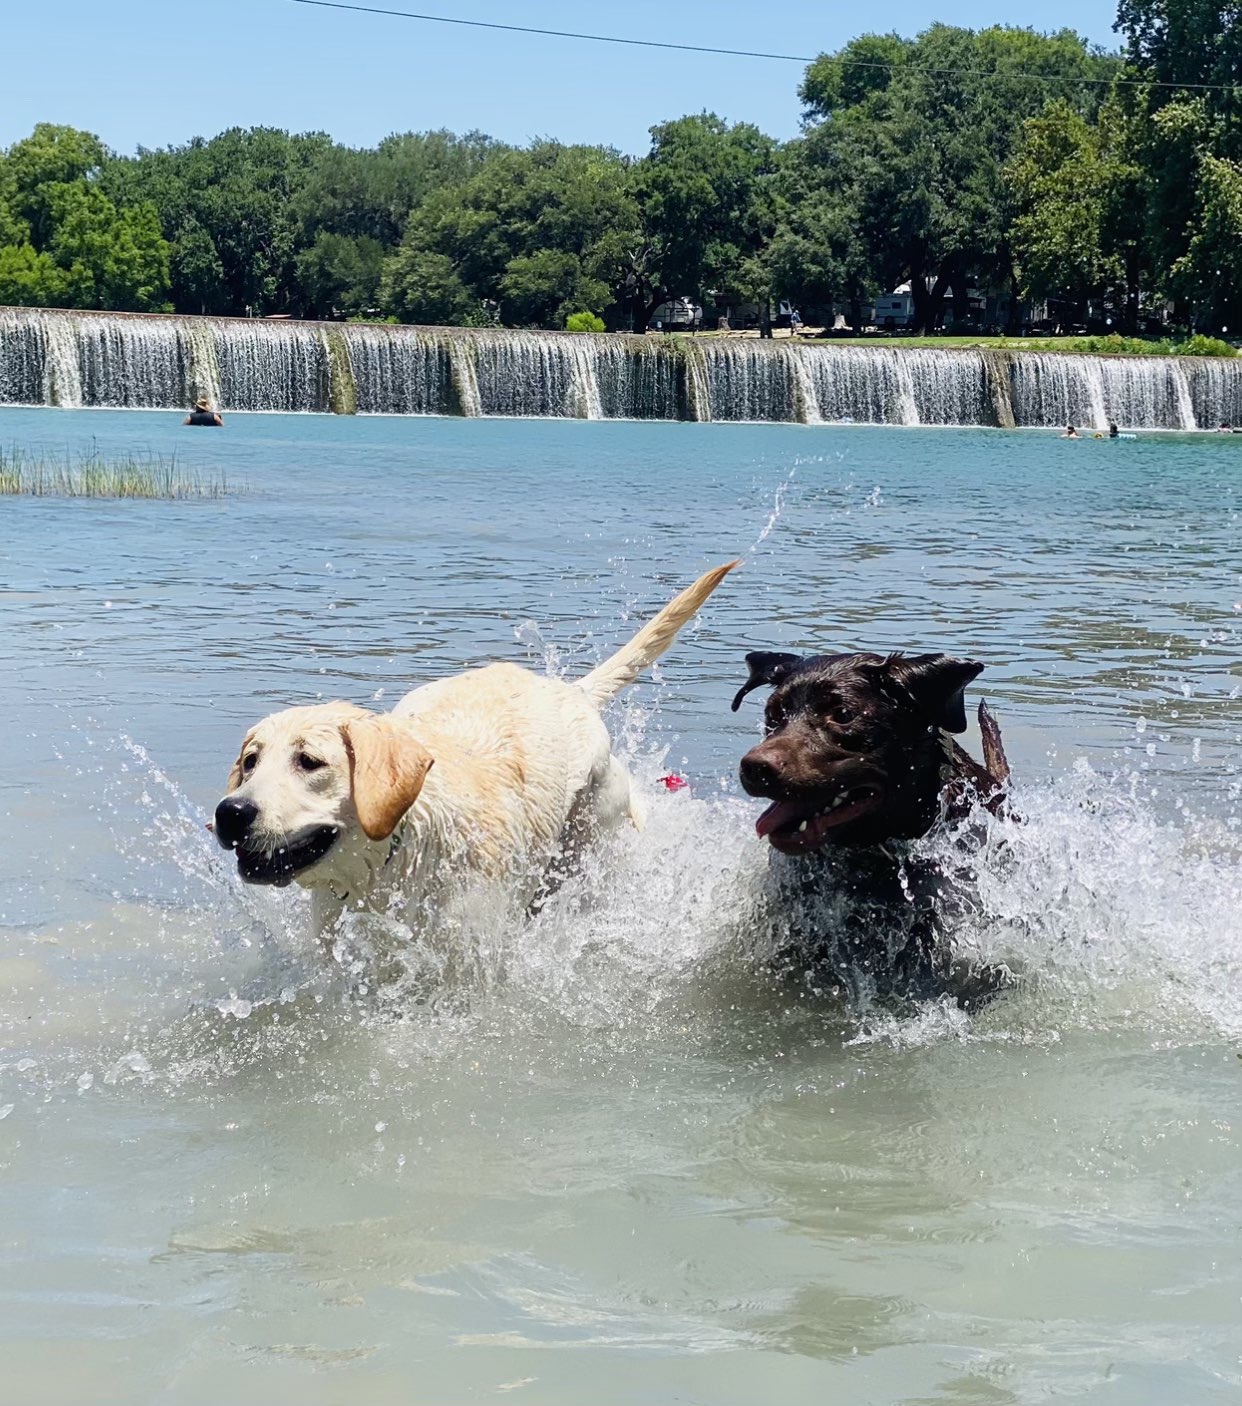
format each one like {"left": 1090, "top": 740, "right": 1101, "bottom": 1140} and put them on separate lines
{"left": 634, "top": 113, "right": 779, "bottom": 308}
{"left": 2, "top": 14, "right": 1239, "bottom": 338}
{"left": 383, "top": 141, "right": 638, "bottom": 327}
{"left": 793, "top": 25, "right": 1120, "bottom": 328}
{"left": 0, "top": 123, "right": 169, "bottom": 311}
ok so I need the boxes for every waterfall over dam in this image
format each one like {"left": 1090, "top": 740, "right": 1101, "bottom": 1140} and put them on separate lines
{"left": 2, "top": 306, "right": 1240, "bottom": 430}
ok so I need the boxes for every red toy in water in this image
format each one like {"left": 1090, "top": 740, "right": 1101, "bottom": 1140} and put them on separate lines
{"left": 660, "top": 774, "right": 689, "bottom": 792}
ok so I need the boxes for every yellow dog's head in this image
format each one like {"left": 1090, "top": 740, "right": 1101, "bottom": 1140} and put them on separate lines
{"left": 213, "top": 702, "right": 433, "bottom": 887}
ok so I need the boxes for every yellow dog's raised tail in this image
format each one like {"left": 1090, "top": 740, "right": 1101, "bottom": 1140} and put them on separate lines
{"left": 577, "top": 559, "right": 739, "bottom": 706}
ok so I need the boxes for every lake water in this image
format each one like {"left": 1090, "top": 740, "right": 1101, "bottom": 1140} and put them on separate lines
{"left": 1, "top": 407, "right": 1240, "bottom": 1405}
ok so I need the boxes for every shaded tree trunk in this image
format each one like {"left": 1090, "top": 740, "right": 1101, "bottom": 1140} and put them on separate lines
{"left": 1001, "top": 254, "right": 1023, "bottom": 334}
{"left": 910, "top": 261, "right": 952, "bottom": 334}
{"left": 1123, "top": 252, "right": 1141, "bottom": 334}
{"left": 849, "top": 290, "right": 865, "bottom": 332}
{"left": 952, "top": 278, "right": 972, "bottom": 328}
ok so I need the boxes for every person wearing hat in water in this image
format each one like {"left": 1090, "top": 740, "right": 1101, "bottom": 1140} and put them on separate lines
{"left": 185, "top": 396, "right": 223, "bottom": 427}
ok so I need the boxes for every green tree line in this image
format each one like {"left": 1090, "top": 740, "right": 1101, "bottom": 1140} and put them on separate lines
{"left": 1, "top": 3, "right": 1237, "bottom": 335}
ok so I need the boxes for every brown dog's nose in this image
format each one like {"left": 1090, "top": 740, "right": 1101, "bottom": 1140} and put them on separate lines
{"left": 739, "top": 750, "right": 783, "bottom": 796}
{"left": 214, "top": 796, "right": 258, "bottom": 849}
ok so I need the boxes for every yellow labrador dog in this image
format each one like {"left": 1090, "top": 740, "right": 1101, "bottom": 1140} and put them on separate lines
{"left": 213, "top": 561, "right": 736, "bottom": 938}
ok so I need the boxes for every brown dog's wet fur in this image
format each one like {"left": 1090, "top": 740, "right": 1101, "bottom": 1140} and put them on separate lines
{"left": 733, "top": 650, "right": 1012, "bottom": 1009}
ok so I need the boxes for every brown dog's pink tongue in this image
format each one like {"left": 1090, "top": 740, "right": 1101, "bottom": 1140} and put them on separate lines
{"left": 756, "top": 799, "right": 806, "bottom": 838}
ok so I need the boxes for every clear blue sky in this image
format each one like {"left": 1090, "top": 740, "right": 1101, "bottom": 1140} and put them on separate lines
{"left": 2, "top": 0, "right": 1123, "bottom": 156}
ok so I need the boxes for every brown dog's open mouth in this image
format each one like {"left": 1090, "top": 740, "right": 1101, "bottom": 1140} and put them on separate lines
{"left": 234, "top": 825, "right": 341, "bottom": 886}
{"left": 755, "top": 790, "right": 883, "bottom": 852}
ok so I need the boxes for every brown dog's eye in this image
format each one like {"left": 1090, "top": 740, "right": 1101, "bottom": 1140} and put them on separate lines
{"left": 296, "top": 752, "right": 326, "bottom": 773}
{"left": 830, "top": 706, "right": 854, "bottom": 726}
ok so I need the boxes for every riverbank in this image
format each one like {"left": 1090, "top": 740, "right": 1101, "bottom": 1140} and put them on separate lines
{"left": 683, "top": 329, "right": 1239, "bottom": 357}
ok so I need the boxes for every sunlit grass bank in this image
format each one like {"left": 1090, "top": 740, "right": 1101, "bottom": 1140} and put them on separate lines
{"left": 683, "top": 331, "right": 1238, "bottom": 358}
{"left": 0, "top": 446, "right": 235, "bottom": 499}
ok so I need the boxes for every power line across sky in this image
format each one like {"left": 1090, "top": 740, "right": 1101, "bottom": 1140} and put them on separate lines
{"left": 290, "top": 0, "right": 1240, "bottom": 93}
{"left": 0, "top": 0, "right": 1130, "bottom": 155}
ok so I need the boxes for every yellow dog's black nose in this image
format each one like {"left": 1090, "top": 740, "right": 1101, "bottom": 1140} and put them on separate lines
{"left": 214, "top": 796, "right": 259, "bottom": 849}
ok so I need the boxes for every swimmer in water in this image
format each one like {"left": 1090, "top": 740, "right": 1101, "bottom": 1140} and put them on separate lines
{"left": 1061, "top": 424, "right": 1079, "bottom": 439}
{"left": 1108, "top": 422, "right": 1119, "bottom": 438}
{"left": 184, "top": 396, "right": 223, "bottom": 427}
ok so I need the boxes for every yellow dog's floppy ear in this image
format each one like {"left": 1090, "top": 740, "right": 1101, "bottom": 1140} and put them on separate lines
{"left": 225, "top": 731, "right": 256, "bottom": 793}
{"left": 341, "top": 716, "right": 434, "bottom": 841}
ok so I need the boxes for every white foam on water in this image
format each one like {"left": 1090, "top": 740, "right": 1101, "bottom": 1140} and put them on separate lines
{"left": 70, "top": 736, "right": 1242, "bottom": 1079}
{"left": 4, "top": 669, "right": 1240, "bottom": 1108}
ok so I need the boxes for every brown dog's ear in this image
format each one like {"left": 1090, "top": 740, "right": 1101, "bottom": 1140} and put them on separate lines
{"left": 340, "top": 716, "right": 434, "bottom": 841}
{"left": 884, "top": 654, "right": 984, "bottom": 733}
{"left": 731, "top": 652, "right": 806, "bottom": 711}
{"left": 225, "top": 731, "right": 256, "bottom": 793}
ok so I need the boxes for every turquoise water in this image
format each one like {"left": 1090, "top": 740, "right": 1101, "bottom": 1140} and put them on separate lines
{"left": 1, "top": 407, "right": 1240, "bottom": 1405}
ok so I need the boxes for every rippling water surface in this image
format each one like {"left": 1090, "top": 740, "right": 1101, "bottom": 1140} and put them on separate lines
{"left": 1, "top": 407, "right": 1240, "bottom": 1405}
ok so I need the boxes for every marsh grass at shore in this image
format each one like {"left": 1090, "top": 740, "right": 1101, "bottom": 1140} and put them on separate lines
{"left": 0, "top": 445, "right": 236, "bottom": 499}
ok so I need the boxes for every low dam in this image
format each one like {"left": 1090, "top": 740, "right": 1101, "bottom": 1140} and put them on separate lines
{"left": 2, "top": 306, "right": 1239, "bottom": 429}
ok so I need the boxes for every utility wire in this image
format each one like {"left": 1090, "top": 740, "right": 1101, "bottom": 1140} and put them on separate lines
{"left": 290, "top": 0, "right": 1241, "bottom": 93}
{"left": 292, "top": 0, "right": 812, "bottom": 64}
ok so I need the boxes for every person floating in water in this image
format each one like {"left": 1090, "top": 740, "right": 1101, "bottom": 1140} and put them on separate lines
{"left": 1061, "top": 424, "right": 1079, "bottom": 439}
{"left": 184, "top": 396, "right": 223, "bottom": 427}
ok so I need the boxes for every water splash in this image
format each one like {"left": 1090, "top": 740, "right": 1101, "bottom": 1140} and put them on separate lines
{"left": 8, "top": 730, "right": 1237, "bottom": 1111}
{"left": 750, "top": 465, "right": 800, "bottom": 553}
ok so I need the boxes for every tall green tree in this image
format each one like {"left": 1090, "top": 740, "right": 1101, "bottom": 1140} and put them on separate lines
{"left": 1006, "top": 97, "right": 1146, "bottom": 326}
{"left": 5, "top": 123, "right": 107, "bottom": 246}
{"left": 0, "top": 123, "right": 170, "bottom": 311}
{"left": 290, "top": 130, "right": 503, "bottom": 315}
{"left": 1115, "top": 0, "right": 1242, "bottom": 329}
{"left": 634, "top": 114, "right": 778, "bottom": 320}
{"left": 381, "top": 142, "right": 639, "bottom": 327}
{"left": 1170, "top": 151, "right": 1242, "bottom": 329}
{"left": 104, "top": 127, "right": 334, "bottom": 315}
{"left": 760, "top": 135, "right": 871, "bottom": 326}
{"left": 797, "top": 26, "right": 1118, "bottom": 330}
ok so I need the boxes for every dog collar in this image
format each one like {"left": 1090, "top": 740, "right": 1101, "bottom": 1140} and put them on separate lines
{"left": 325, "top": 817, "right": 409, "bottom": 907}
{"left": 385, "top": 816, "right": 408, "bottom": 869}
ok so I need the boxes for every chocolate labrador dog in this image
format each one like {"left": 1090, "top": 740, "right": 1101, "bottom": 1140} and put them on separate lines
{"left": 733, "top": 649, "right": 1011, "bottom": 1009}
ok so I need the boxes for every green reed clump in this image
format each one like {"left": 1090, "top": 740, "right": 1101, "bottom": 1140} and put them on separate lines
{"left": 1054, "top": 332, "right": 1237, "bottom": 358}
{"left": 1170, "top": 334, "right": 1237, "bottom": 359}
{"left": 0, "top": 445, "right": 236, "bottom": 499}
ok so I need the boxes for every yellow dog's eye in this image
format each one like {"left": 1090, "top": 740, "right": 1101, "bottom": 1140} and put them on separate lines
{"left": 242, "top": 752, "right": 258, "bottom": 773}
{"left": 296, "top": 752, "right": 326, "bottom": 772}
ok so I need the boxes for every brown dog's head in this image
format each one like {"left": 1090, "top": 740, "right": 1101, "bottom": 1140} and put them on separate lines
{"left": 213, "top": 702, "right": 434, "bottom": 888}
{"left": 733, "top": 650, "right": 983, "bottom": 854}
